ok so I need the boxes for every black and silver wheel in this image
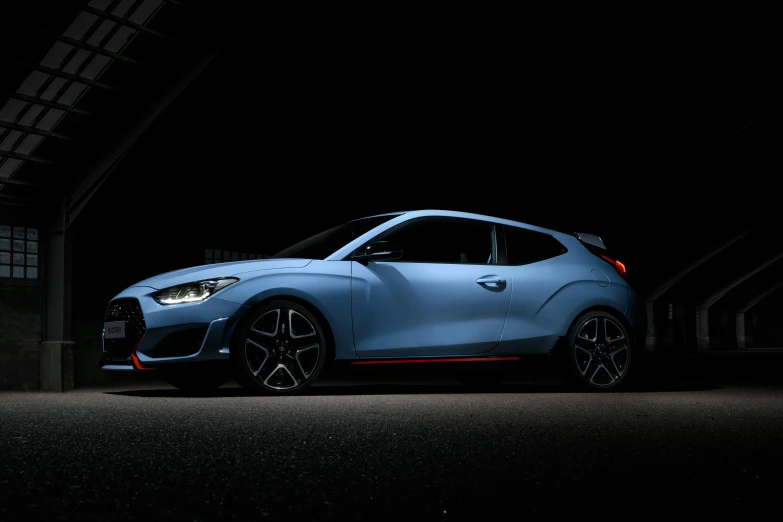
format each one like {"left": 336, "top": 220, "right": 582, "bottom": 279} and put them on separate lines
{"left": 233, "top": 300, "right": 327, "bottom": 395}
{"left": 165, "top": 372, "right": 229, "bottom": 393}
{"left": 567, "top": 310, "right": 632, "bottom": 391}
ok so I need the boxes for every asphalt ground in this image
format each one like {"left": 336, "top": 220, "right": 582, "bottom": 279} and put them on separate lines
{"left": 2, "top": 354, "right": 783, "bottom": 520}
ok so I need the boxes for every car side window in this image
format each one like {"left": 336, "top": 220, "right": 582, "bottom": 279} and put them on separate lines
{"left": 380, "top": 218, "right": 496, "bottom": 264}
{"left": 503, "top": 225, "right": 566, "bottom": 265}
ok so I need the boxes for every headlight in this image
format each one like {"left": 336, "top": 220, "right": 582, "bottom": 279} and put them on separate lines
{"left": 153, "top": 277, "right": 239, "bottom": 305}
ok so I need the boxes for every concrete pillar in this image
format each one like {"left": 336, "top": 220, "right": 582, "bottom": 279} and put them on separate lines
{"left": 40, "top": 206, "right": 74, "bottom": 391}
{"left": 736, "top": 312, "right": 746, "bottom": 349}
{"left": 40, "top": 341, "right": 75, "bottom": 391}
{"left": 697, "top": 307, "right": 710, "bottom": 351}
{"left": 644, "top": 301, "right": 656, "bottom": 353}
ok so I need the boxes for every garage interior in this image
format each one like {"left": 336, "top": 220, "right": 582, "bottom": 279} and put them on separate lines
{"left": 1, "top": 1, "right": 779, "bottom": 391}
{"left": 2, "top": 2, "right": 782, "bottom": 519}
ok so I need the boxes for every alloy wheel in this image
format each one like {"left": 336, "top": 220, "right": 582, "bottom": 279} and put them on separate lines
{"left": 243, "top": 307, "right": 321, "bottom": 391}
{"left": 573, "top": 316, "right": 630, "bottom": 388}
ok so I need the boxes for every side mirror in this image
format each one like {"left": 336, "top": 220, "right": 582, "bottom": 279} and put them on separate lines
{"left": 352, "top": 241, "right": 403, "bottom": 264}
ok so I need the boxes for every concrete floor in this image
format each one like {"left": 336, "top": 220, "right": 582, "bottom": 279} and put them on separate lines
{"left": 2, "top": 358, "right": 783, "bottom": 520}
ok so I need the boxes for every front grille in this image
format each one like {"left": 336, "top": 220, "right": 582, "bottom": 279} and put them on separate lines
{"left": 103, "top": 298, "right": 146, "bottom": 360}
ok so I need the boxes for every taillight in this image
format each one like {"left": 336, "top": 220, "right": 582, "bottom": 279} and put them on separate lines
{"left": 600, "top": 254, "right": 626, "bottom": 278}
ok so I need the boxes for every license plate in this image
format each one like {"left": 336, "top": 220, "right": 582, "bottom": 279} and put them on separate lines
{"left": 104, "top": 321, "right": 126, "bottom": 339}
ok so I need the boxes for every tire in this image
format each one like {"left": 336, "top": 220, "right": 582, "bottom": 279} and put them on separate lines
{"left": 566, "top": 310, "right": 632, "bottom": 391}
{"left": 165, "top": 372, "right": 228, "bottom": 392}
{"left": 232, "top": 299, "right": 327, "bottom": 395}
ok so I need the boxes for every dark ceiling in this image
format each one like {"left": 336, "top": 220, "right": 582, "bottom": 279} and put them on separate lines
{"left": 1, "top": 4, "right": 778, "bottom": 240}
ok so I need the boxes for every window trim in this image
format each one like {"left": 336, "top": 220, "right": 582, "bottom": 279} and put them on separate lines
{"left": 499, "top": 224, "right": 568, "bottom": 266}
{"left": 345, "top": 216, "right": 500, "bottom": 266}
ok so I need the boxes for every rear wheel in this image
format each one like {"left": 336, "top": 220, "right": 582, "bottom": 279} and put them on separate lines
{"left": 233, "top": 300, "right": 327, "bottom": 395}
{"left": 566, "top": 310, "right": 632, "bottom": 391}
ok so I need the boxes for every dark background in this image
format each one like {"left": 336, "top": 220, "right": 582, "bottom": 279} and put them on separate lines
{"left": 74, "top": 21, "right": 778, "bottom": 294}
{"left": 2, "top": 2, "right": 781, "bottom": 378}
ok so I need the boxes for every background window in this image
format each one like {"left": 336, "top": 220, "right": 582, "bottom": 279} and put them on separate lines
{"left": 503, "top": 225, "right": 566, "bottom": 265}
{"left": 0, "top": 225, "right": 39, "bottom": 278}
{"left": 205, "top": 249, "right": 268, "bottom": 264}
{"left": 380, "top": 219, "right": 495, "bottom": 264}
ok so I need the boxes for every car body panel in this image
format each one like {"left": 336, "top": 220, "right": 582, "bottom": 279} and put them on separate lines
{"left": 105, "top": 285, "right": 248, "bottom": 366}
{"left": 101, "top": 210, "right": 638, "bottom": 372}
{"left": 351, "top": 261, "right": 515, "bottom": 357}
{"left": 131, "top": 259, "right": 312, "bottom": 290}
{"left": 214, "top": 260, "right": 355, "bottom": 359}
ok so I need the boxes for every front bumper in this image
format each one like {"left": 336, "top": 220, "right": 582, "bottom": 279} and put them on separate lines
{"left": 100, "top": 286, "right": 247, "bottom": 371}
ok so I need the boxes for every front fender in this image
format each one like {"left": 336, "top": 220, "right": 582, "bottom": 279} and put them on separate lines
{"left": 216, "top": 262, "right": 355, "bottom": 360}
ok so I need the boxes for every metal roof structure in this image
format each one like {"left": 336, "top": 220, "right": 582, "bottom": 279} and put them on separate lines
{"left": 0, "top": 0, "right": 218, "bottom": 226}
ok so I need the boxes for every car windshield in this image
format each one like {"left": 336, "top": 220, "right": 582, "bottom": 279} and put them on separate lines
{"left": 271, "top": 215, "right": 397, "bottom": 260}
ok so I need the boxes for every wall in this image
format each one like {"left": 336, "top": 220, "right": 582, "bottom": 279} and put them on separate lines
{"left": 0, "top": 206, "right": 44, "bottom": 389}
{"left": 0, "top": 280, "right": 41, "bottom": 389}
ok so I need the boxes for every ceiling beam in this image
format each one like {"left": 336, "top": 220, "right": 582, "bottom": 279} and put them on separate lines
{"left": 0, "top": 194, "right": 51, "bottom": 210}
{"left": 0, "top": 91, "right": 95, "bottom": 117}
{"left": 66, "top": 46, "right": 219, "bottom": 228}
{"left": 0, "top": 150, "right": 81, "bottom": 170}
{"left": 0, "top": 120, "right": 97, "bottom": 144}
{"left": 82, "top": 5, "right": 178, "bottom": 44}
{"left": 0, "top": 177, "right": 61, "bottom": 191}
{"left": 30, "top": 63, "right": 127, "bottom": 95}
{"left": 54, "top": 34, "right": 156, "bottom": 69}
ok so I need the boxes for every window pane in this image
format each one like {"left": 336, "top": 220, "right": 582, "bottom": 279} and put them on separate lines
{"left": 223, "top": 251, "right": 231, "bottom": 262}
{"left": 273, "top": 215, "right": 397, "bottom": 260}
{"left": 0, "top": 265, "right": 9, "bottom": 277}
{"left": 12, "top": 266, "right": 24, "bottom": 278}
{"left": 12, "top": 253, "right": 25, "bottom": 265}
{"left": 205, "top": 249, "right": 212, "bottom": 258}
{"left": 0, "top": 239, "right": 9, "bottom": 251}
{"left": 241, "top": 253, "right": 248, "bottom": 260}
{"left": 0, "top": 252, "right": 9, "bottom": 264}
{"left": 13, "top": 240, "right": 25, "bottom": 252}
{"left": 12, "top": 227, "right": 25, "bottom": 239}
{"left": 380, "top": 219, "right": 495, "bottom": 264}
{"left": 504, "top": 226, "right": 566, "bottom": 266}
{"left": 232, "top": 252, "right": 239, "bottom": 261}
{"left": 26, "top": 267, "right": 38, "bottom": 279}
{"left": 0, "top": 225, "right": 10, "bottom": 237}
{"left": 26, "top": 254, "right": 38, "bottom": 267}
{"left": 27, "top": 241, "right": 38, "bottom": 254}
{"left": 26, "top": 228, "right": 38, "bottom": 241}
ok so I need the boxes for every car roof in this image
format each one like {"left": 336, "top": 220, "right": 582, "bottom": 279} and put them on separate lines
{"left": 355, "top": 210, "right": 562, "bottom": 237}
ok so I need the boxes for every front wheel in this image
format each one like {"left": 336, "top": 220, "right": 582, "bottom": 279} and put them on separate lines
{"left": 233, "top": 300, "right": 327, "bottom": 395}
{"left": 566, "top": 310, "right": 632, "bottom": 391}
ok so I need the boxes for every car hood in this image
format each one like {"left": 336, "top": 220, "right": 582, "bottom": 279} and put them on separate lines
{"left": 131, "top": 258, "right": 312, "bottom": 289}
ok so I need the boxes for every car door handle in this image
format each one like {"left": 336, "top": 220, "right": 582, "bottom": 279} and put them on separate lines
{"left": 476, "top": 276, "right": 506, "bottom": 286}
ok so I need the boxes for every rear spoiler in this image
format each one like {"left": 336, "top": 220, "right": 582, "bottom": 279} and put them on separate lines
{"left": 574, "top": 232, "right": 626, "bottom": 279}
{"left": 574, "top": 232, "right": 607, "bottom": 250}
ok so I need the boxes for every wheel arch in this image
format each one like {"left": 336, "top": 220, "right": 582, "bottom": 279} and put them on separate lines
{"left": 550, "top": 304, "right": 635, "bottom": 363}
{"left": 230, "top": 294, "right": 337, "bottom": 370}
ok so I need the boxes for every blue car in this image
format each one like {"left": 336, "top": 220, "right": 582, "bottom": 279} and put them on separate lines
{"left": 101, "top": 210, "right": 638, "bottom": 393}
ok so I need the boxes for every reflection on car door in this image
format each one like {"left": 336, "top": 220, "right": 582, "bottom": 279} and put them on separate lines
{"left": 350, "top": 217, "right": 514, "bottom": 357}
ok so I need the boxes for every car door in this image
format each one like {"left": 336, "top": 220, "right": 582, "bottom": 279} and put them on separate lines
{"left": 350, "top": 217, "right": 514, "bottom": 357}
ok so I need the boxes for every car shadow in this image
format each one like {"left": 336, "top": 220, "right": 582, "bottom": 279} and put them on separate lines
{"left": 104, "top": 380, "right": 718, "bottom": 398}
